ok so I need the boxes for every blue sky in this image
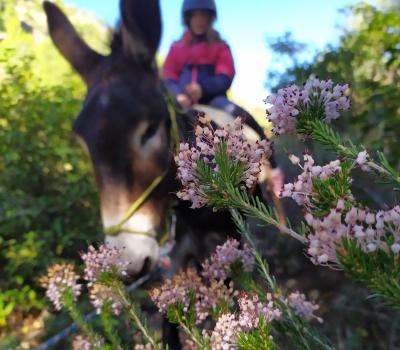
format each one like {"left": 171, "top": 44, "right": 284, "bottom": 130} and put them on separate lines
{"left": 66, "top": 0, "right": 362, "bottom": 109}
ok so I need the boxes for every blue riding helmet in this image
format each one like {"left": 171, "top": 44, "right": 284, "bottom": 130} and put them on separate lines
{"left": 182, "top": 0, "right": 217, "bottom": 17}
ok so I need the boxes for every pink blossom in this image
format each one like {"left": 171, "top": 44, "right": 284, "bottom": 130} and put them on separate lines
{"left": 237, "top": 293, "right": 281, "bottom": 330}
{"left": 356, "top": 150, "right": 369, "bottom": 165}
{"left": 72, "top": 335, "right": 99, "bottom": 350}
{"left": 286, "top": 291, "right": 322, "bottom": 322}
{"left": 39, "top": 263, "right": 81, "bottom": 311}
{"left": 201, "top": 239, "right": 254, "bottom": 280}
{"left": 305, "top": 201, "right": 400, "bottom": 265}
{"left": 210, "top": 313, "right": 241, "bottom": 350}
{"left": 195, "top": 279, "right": 236, "bottom": 324}
{"left": 210, "top": 293, "right": 280, "bottom": 349}
{"left": 265, "top": 78, "right": 350, "bottom": 135}
{"left": 175, "top": 116, "right": 272, "bottom": 208}
{"left": 80, "top": 244, "right": 129, "bottom": 285}
{"left": 281, "top": 154, "right": 343, "bottom": 207}
{"left": 149, "top": 268, "right": 202, "bottom": 313}
{"left": 89, "top": 283, "right": 122, "bottom": 315}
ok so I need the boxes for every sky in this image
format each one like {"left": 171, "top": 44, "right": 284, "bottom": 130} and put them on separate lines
{"left": 66, "top": 0, "right": 362, "bottom": 109}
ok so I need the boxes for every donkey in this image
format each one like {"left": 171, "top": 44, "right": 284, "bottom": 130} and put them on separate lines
{"left": 43, "top": 0, "right": 278, "bottom": 347}
{"left": 43, "top": 0, "right": 247, "bottom": 278}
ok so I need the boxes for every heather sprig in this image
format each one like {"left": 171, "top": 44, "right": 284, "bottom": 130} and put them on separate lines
{"left": 230, "top": 210, "right": 334, "bottom": 350}
{"left": 201, "top": 238, "right": 254, "bottom": 280}
{"left": 175, "top": 115, "right": 272, "bottom": 208}
{"left": 307, "top": 120, "right": 400, "bottom": 187}
{"left": 39, "top": 263, "right": 82, "bottom": 311}
{"left": 265, "top": 77, "right": 350, "bottom": 135}
{"left": 81, "top": 244, "right": 129, "bottom": 285}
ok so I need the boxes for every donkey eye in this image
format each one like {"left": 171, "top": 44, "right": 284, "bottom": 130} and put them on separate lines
{"left": 141, "top": 123, "right": 158, "bottom": 145}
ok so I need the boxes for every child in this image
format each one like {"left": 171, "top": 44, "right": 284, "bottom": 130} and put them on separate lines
{"left": 162, "top": 0, "right": 246, "bottom": 117}
{"left": 163, "top": 0, "right": 284, "bottom": 198}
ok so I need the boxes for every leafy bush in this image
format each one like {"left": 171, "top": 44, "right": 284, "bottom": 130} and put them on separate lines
{"left": 0, "top": 0, "right": 106, "bottom": 330}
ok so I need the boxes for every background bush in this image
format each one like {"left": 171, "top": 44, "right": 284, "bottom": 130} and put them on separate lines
{"left": 0, "top": 0, "right": 109, "bottom": 334}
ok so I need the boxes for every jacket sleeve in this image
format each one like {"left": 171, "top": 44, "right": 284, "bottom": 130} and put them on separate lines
{"left": 201, "top": 44, "right": 235, "bottom": 96}
{"left": 162, "top": 45, "right": 184, "bottom": 96}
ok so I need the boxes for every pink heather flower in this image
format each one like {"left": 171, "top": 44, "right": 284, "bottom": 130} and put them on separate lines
{"left": 89, "top": 283, "right": 122, "bottom": 315}
{"left": 265, "top": 78, "right": 350, "bottom": 135}
{"left": 80, "top": 244, "right": 129, "bottom": 285}
{"left": 210, "top": 313, "right": 241, "bottom": 350}
{"left": 356, "top": 150, "right": 369, "bottom": 165}
{"left": 202, "top": 239, "right": 255, "bottom": 280}
{"left": 287, "top": 291, "right": 322, "bottom": 323}
{"left": 281, "top": 154, "right": 343, "bottom": 207}
{"left": 210, "top": 293, "right": 280, "bottom": 349}
{"left": 356, "top": 150, "right": 371, "bottom": 171}
{"left": 175, "top": 116, "right": 272, "bottom": 208}
{"left": 265, "top": 84, "right": 301, "bottom": 135}
{"left": 39, "top": 263, "right": 81, "bottom": 311}
{"left": 305, "top": 201, "right": 400, "bottom": 266}
{"left": 149, "top": 268, "right": 202, "bottom": 313}
{"left": 195, "top": 279, "right": 236, "bottom": 324}
{"left": 72, "top": 335, "right": 97, "bottom": 350}
{"left": 289, "top": 154, "right": 301, "bottom": 165}
{"left": 237, "top": 293, "right": 281, "bottom": 330}
{"left": 134, "top": 344, "right": 156, "bottom": 350}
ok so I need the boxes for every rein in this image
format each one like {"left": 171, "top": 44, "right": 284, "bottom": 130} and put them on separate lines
{"left": 104, "top": 93, "right": 181, "bottom": 241}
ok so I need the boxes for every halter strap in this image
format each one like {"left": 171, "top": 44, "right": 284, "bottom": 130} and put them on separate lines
{"left": 104, "top": 94, "right": 181, "bottom": 240}
{"left": 104, "top": 173, "right": 165, "bottom": 237}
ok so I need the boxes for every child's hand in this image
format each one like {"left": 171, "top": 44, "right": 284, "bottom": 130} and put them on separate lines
{"left": 176, "top": 94, "right": 192, "bottom": 109}
{"left": 185, "top": 83, "right": 203, "bottom": 103}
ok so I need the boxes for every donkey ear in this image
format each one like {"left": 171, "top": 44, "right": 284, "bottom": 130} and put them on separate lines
{"left": 120, "top": 0, "right": 162, "bottom": 60}
{"left": 43, "top": 1, "right": 105, "bottom": 84}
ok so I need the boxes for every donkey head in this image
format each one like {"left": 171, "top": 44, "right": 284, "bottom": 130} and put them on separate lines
{"left": 44, "top": 0, "right": 173, "bottom": 276}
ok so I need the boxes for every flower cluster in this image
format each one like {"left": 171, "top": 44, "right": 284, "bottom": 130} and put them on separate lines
{"left": 150, "top": 268, "right": 202, "bottom": 314}
{"left": 202, "top": 238, "right": 254, "bottom": 280}
{"left": 175, "top": 115, "right": 272, "bottom": 208}
{"left": 72, "top": 335, "right": 93, "bottom": 350}
{"left": 80, "top": 244, "right": 129, "bottom": 285}
{"left": 265, "top": 78, "right": 350, "bottom": 135}
{"left": 237, "top": 293, "right": 282, "bottom": 329}
{"left": 210, "top": 293, "right": 281, "bottom": 349}
{"left": 281, "top": 154, "right": 342, "bottom": 207}
{"left": 286, "top": 291, "right": 322, "bottom": 322}
{"left": 305, "top": 200, "right": 400, "bottom": 265}
{"left": 39, "top": 263, "right": 81, "bottom": 311}
{"left": 355, "top": 150, "right": 371, "bottom": 171}
{"left": 89, "top": 283, "right": 122, "bottom": 315}
{"left": 210, "top": 313, "right": 240, "bottom": 350}
{"left": 196, "top": 279, "right": 236, "bottom": 324}
{"left": 150, "top": 268, "right": 237, "bottom": 325}
{"left": 151, "top": 240, "right": 257, "bottom": 324}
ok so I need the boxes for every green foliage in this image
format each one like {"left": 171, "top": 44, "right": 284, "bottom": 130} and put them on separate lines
{"left": 338, "top": 238, "right": 400, "bottom": 308}
{"left": 0, "top": 0, "right": 106, "bottom": 331}
{"left": 310, "top": 161, "right": 352, "bottom": 217}
{"left": 196, "top": 142, "right": 246, "bottom": 209}
{"left": 236, "top": 320, "right": 277, "bottom": 350}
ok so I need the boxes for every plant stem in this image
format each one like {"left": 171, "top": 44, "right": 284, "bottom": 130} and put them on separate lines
{"left": 63, "top": 290, "right": 103, "bottom": 349}
{"left": 172, "top": 309, "right": 211, "bottom": 350}
{"left": 100, "top": 303, "right": 123, "bottom": 350}
{"left": 228, "top": 188, "right": 307, "bottom": 244}
{"left": 114, "top": 283, "right": 161, "bottom": 350}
